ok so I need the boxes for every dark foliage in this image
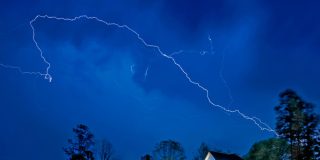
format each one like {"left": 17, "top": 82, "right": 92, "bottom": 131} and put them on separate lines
{"left": 275, "top": 89, "right": 319, "bottom": 160}
{"left": 193, "top": 142, "right": 210, "bottom": 160}
{"left": 244, "top": 138, "right": 289, "bottom": 160}
{"left": 153, "top": 140, "right": 186, "bottom": 160}
{"left": 98, "top": 139, "right": 113, "bottom": 160}
{"left": 63, "top": 124, "right": 95, "bottom": 160}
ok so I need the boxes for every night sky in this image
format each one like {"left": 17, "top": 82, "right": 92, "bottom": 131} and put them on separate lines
{"left": 1, "top": 0, "right": 320, "bottom": 159}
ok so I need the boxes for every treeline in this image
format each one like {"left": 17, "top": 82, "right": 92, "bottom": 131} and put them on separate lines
{"left": 245, "top": 89, "right": 320, "bottom": 160}
{"left": 63, "top": 89, "right": 319, "bottom": 160}
{"left": 62, "top": 124, "right": 208, "bottom": 160}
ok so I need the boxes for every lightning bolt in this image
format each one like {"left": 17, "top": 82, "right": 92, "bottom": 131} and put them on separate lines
{"left": 170, "top": 36, "right": 234, "bottom": 107}
{"left": 30, "top": 17, "right": 52, "bottom": 82}
{"left": 0, "top": 63, "right": 47, "bottom": 77}
{"left": 144, "top": 67, "right": 149, "bottom": 81}
{"left": 170, "top": 50, "right": 184, "bottom": 57}
{"left": 170, "top": 50, "right": 207, "bottom": 57}
{"left": 219, "top": 47, "right": 234, "bottom": 108}
{"left": 130, "top": 64, "right": 135, "bottom": 74}
{"left": 208, "top": 34, "right": 215, "bottom": 55}
{"left": 0, "top": 14, "right": 278, "bottom": 136}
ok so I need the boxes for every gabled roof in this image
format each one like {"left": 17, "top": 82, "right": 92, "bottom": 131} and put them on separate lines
{"left": 207, "top": 151, "right": 243, "bottom": 160}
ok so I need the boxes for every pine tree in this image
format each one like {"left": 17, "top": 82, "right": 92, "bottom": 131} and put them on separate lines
{"left": 275, "top": 89, "right": 319, "bottom": 160}
{"left": 63, "top": 124, "right": 95, "bottom": 160}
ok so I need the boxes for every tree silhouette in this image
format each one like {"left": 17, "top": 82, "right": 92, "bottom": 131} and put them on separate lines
{"left": 193, "top": 142, "right": 210, "bottom": 160}
{"left": 275, "top": 89, "right": 319, "bottom": 160}
{"left": 314, "top": 128, "right": 320, "bottom": 159}
{"left": 153, "top": 140, "right": 186, "bottom": 160}
{"left": 63, "top": 124, "right": 95, "bottom": 160}
{"left": 244, "top": 138, "right": 289, "bottom": 160}
{"left": 97, "top": 139, "right": 113, "bottom": 160}
{"left": 141, "top": 154, "right": 152, "bottom": 160}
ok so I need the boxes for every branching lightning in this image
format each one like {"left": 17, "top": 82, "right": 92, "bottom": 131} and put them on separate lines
{"left": 0, "top": 14, "right": 278, "bottom": 136}
{"left": 30, "top": 17, "right": 52, "bottom": 82}
{"left": 170, "top": 35, "right": 234, "bottom": 107}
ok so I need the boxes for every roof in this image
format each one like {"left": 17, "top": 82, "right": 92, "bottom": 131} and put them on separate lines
{"left": 208, "top": 151, "right": 243, "bottom": 160}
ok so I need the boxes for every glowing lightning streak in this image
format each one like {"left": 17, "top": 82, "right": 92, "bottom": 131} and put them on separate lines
{"left": 130, "top": 64, "right": 135, "bottom": 74}
{"left": 207, "top": 34, "right": 234, "bottom": 107}
{"left": 8, "top": 14, "right": 278, "bottom": 135}
{"left": 170, "top": 50, "right": 207, "bottom": 57}
{"left": 144, "top": 67, "right": 149, "bottom": 80}
{"left": 218, "top": 47, "right": 234, "bottom": 108}
{"left": 170, "top": 37, "right": 234, "bottom": 107}
{"left": 0, "top": 19, "right": 53, "bottom": 81}
{"left": 0, "top": 63, "right": 46, "bottom": 77}
{"left": 208, "top": 34, "right": 215, "bottom": 55}
{"left": 170, "top": 50, "right": 184, "bottom": 57}
{"left": 30, "top": 18, "right": 52, "bottom": 82}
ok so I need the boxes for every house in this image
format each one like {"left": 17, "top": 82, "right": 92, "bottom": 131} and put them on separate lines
{"left": 205, "top": 151, "right": 243, "bottom": 160}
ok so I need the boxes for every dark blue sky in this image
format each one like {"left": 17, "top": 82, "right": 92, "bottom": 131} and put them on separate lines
{"left": 1, "top": 0, "right": 320, "bottom": 159}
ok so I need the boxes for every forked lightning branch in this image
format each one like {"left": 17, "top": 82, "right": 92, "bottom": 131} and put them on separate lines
{"left": 0, "top": 15, "right": 278, "bottom": 136}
